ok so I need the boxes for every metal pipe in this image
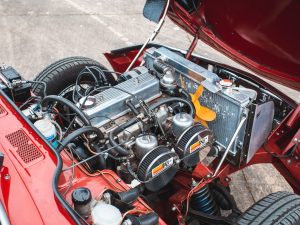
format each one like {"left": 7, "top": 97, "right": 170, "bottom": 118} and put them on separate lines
{"left": 186, "top": 33, "right": 198, "bottom": 60}
{"left": 213, "top": 116, "right": 247, "bottom": 177}
{"left": 126, "top": 0, "right": 170, "bottom": 72}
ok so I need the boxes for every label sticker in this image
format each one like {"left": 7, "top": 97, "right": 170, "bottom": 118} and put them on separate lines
{"left": 189, "top": 135, "right": 209, "bottom": 153}
{"left": 151, "top": 157, "right": 174, "bottom": 177}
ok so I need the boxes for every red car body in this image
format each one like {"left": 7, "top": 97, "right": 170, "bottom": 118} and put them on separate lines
{"left": 0, "top": 0, "right": 299, "bottom": 224}
{"left": 168, "top": 0, "right": 300, "bottom": 90}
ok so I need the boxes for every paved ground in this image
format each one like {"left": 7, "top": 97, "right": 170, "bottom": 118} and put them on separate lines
{"left": 0, "top": 0, "right": 298, "bottom": 212}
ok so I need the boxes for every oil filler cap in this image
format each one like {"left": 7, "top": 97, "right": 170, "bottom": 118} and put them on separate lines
{"left": 72, "top": 187, "right": 92, "bottom": 205}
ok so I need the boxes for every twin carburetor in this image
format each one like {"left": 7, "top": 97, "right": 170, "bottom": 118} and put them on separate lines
{"left": 135, "top": 111, "right": 213, "bottom": 191}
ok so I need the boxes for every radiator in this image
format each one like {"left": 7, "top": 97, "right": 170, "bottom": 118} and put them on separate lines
{"left": 175, "top": 74, "right": 248, "bottom": 155}
{"left": 145, "top": 47, "right": 250, "bottom": 155}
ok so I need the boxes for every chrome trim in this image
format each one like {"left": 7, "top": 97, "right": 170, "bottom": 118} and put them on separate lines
{"left": 0, "top": 201, "right": 10, "bottom": 225}
{"left": 213, "top": 116, "right": 247, "bottom": 177}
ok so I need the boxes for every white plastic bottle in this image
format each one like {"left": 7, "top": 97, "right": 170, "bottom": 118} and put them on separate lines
{"left": 34, "top": 119, "right": 58, "bottom": 148}
{"left": 91, "top": 202, "right": 122, "bottom": 225}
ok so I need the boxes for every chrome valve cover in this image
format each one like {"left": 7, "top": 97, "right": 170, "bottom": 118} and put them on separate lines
{"left": 82, "top": 67, "right": 161, "bottom": 127}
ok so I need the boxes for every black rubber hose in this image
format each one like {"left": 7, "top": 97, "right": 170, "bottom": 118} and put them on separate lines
{"left": 57, "top": 126, "right": 103, "bottom": 153}
{"left": 98, "top": 155, "right": 107, "bottom": 169}
{"left": 126, "top": 100, "right": 139, "bottom": 116}
{"left": 74, "top": 68, "right": 99, "bottom": 99}
{"left": 93, "top": 145, "right": 107, "bottom": 169}
{"left": 0, "top": 88, "right": 82, "bottom": 225}
{"left": 41, "top": 95, "right": 91, "bottom": 126}
{"left": 109, "top": 118, "right": 137, "bottom": 156}
{"left": 178, "top": 88, "right": 192, "bottom": 101}
{"left": 52, "top": 152, "right": 82, "bottom": 225}
{"left": 149, "top": 97, "right": 195, "bottom": 117}
{"left": 27, "top": 80, "right": 47, "bottom": 97}
{"left": 188, "top": 208, "right": 232, "bottom": 225}
{"left": 52, "top": 126, "right": 105, "bottom": 224}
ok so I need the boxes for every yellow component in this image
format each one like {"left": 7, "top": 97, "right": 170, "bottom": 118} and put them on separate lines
{"left": 190, "top": 141, "right": 201, "bottom": 153}
{"left": 190, "top": 85, "right": 216, "bottom": 126}
{"left": 152, "top": 164, "right": 164, "bottom": 176}
{"left": 195, "top": 117, "right": 208, "bottom": 128}
{"left": 191, "top": 85, "right": 204, "bottom": 102}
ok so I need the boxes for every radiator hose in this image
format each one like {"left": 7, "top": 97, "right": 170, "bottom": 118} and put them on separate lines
{"left": 41, "top": 95, "right": 91, "bottom": 126}
{"left": 57, "top": 126, "right": 104, "bottom": 153}
{"left": 149, "top": 97, "right": 195, "bottom": 117}
{"left": 53, "top": 126, "right": 105, "bottom": 224}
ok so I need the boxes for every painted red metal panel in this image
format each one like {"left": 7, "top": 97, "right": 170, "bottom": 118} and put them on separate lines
{"left": 0, "top": 94, "right": 167, "bottom": 224}
{"left": 168, "top": 0, "right": 300, "bottom": 90}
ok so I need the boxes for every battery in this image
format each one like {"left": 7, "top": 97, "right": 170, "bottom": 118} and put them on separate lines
{"left": 0, "top": 66, "right": 31, "bottom": 102}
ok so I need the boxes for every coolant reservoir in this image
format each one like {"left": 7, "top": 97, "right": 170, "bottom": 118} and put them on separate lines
{"left": 91, "top": 202, "right": 122, "bottom": 225}
{"left": 34, "top": 119, "right": 58, "bottom": 148}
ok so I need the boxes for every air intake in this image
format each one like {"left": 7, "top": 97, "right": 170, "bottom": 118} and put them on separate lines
{"left": 6, "top": 130, "right": 43, "bottom": 166}
{"left": 137, "top": 146, "right": 178, "bottom": 191}
{"left": 175, "top": 124, "right": 214, "bottom": 167}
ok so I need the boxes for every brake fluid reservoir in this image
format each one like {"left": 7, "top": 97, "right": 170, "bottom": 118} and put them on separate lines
{"left": 34, "top": 119, "right": 58, "bottom": 148}
{"left": 91, "top": 202, "right": 122, "bottom": 225}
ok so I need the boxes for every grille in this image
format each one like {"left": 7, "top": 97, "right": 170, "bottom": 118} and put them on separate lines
{"left": 0, "top": 105, "right": 7, "bottom": 117}
{"left": 201, "top": 90, "right": 245, "bottom": 154}
{"left": 6, "top": 130, "right": 43, "bottom": 166}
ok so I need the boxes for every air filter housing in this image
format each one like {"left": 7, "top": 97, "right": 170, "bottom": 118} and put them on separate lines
{"left": 137, "top": 146, "right": 178, "bottom": 191}
{"left": 175, "top": 124, "right": 213, "bottom": 167}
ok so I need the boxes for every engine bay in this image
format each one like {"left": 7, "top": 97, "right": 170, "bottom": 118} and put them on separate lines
{"left": 0, "top": 46, "right": 293, "bottom": 225}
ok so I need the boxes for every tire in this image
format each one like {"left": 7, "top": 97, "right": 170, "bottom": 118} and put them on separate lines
{"left": 236, "top": 192, "right": 300, "bottom": 225}
{"left": 32, "top": 56, "right": 114, "bottom": 96}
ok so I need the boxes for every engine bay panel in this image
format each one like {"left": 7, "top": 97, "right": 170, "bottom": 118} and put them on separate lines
{"left": 3, "top": 46, "right": 285, "bottom": 225}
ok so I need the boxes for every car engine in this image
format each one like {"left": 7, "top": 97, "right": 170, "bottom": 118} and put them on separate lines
{"left": 7, "top": 46, "right": 282, "bottom": 224}
{"left": 63, "top": 46, "right": 261, "bottom": 192}
{"left": 73, "top": 49, "right": 219, "bottom": 191}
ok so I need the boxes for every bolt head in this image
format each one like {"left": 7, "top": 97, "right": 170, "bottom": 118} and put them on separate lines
{"left": 191, "top": 179, "right": 197, "bottom": 187}
{"left": 206, "top": 174, "right": 211, "bottom": 178}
